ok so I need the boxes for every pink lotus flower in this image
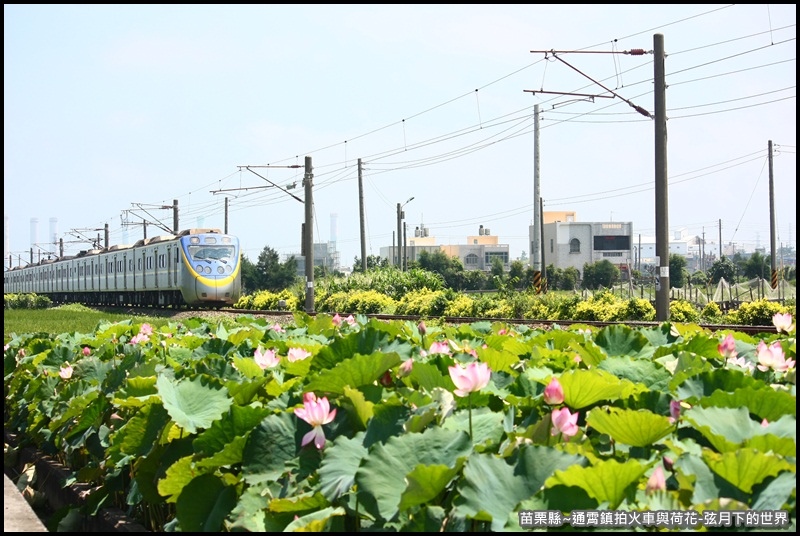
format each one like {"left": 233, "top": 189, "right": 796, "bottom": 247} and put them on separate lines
{"left": 332, "top": 314, "right": 355, "bottom": 327}
{"left": 727, "top": 356, "right": 755, "bottom": 373}
{"left": 646, "top": 466, "right": 666, "bottom": 494}
{"left": 543, "top": 377, "right": 564, "bottom": 405}
{"left": 139, "top": 323, "right": 153, "bottom": 336}
{"left": 59, "top": 363, "right": 74, "bottom": 380}
{"left": 756, "top": 341, "right": 795, "bottom": 372}
{"left": 130, "top": 333, "right": 150, "bottom": 344}
{"left": 287, "top": 347, "right": 312, "bottom": 362}
{"left": 448, "top": 361, "right": 491, "bottom": 397}
{"left": 669, "top": 400, "right": 682, "bottom": 423}
{"left": 761, "top": 418, "right": 769, "bottom": 427}
{"left": 772, "top": 312, "right": 794, "bottom": 334}
{"left": 429, "top": 341, "right": 452, "bottom": 355}
{"left": 82, "top": 347, "right": 91, "bottom": 357}
{"left": 294, "top": 392, "right": 337, "bottom": 449}
{"left": 398, "top": 359, "right": 414, "bottom": 378}
{"left": 717, "top": 334, "right": 737, "bottom": 360}
{"left": 550, "top": 407, "right": 579, "bottom": 438}
{"left": 270, "top": 323, "right": 286, "bottom": 333}
{"left": 254, "top": 346, "right": 280, "bottom": 369}
{"left": 417, "top": 321, "right": 427, "bottom": 336}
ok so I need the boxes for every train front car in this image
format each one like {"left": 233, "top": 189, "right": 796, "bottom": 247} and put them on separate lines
{"left": 178, "top": 229, "right": 242, "bottom": 307}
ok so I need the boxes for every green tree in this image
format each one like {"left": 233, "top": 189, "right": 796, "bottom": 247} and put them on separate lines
{"left": 255, "top": 246, "right": 299, "bottom": 291}
{"left": 690, "top": 270, "right": 708, "bottom": 286}
{"left": 581, "top": 260, "right": 620, "bottom": 290}
{"left": 352, "top": 255, "right": 389, "bottom": 273}
{"left": 412, "top": 250, "right": 467, "bottom": 290}
{"left": 743, "top": 251, "right": 771, "bottom": 280}
{"left": 669, "top": 253, "right": 688, "bottom": 288}
{"left": 708, "top": 256, "right": 736, "bottom": 284}
{"left": 240, "top": 254, "right": 259, "bottom": 294}
{"left": 508, "top": 260, "right": 525, "bottom": 289}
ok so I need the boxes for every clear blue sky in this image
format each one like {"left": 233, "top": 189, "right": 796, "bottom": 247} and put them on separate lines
{"left": 4, "top": 4, "right": 796, "bottom": 268}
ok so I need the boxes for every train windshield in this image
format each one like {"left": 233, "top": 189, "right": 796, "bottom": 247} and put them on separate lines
{"left": 188, "top": 245, "right": 236, "bottom": 263}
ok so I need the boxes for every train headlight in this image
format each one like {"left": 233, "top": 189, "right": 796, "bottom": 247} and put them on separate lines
{"left": 217, "top": 266, "right": 224, "bottom": 274}
{"left": 196, "top": 265, "right": 203, "bottom": 273}
{"left": 225, "top": 265, "right": 232, "bottom": 274}
{"left": 205, "top": 266, "right": 212, "bottom": 274}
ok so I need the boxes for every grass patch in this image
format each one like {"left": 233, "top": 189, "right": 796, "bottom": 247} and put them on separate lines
{"left": 4, "top": 304, "right": 173, "bottom": 342}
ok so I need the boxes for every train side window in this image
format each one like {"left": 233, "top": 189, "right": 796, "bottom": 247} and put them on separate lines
{"left": 158, "top": 254, "right": 166, "bottom": 268}
{"left": 137, "top": 259, "right": 142, "bottom": 270}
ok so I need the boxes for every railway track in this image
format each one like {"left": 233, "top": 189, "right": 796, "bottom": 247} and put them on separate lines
{"left": 100, "top": 306, "right": 779, "bottom": 336}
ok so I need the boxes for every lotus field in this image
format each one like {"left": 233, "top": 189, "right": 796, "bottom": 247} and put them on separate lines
{"left": 3, "top": 312, "right": 796, "bottom": 531}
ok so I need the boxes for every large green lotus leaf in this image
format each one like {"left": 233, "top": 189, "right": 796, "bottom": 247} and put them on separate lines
{"left": 454, "top": 452, "right": 538, "bottom": 531}
{"left": 478, "top": 346, "right": 520, "bottom": 375}
{"left": 356, "top": 427, "right": 471, "bottom": 521}
{"left": 675, "top": 368, "right": 765, "bottom": 402}
{"left": 231, "top": 354, "right": 266, "bottom": 380}
{"left": 158, "top": 455, "right": 197, "bottom": 503}
{"left": 515, "top": 444, "right": 588, "bottom": 493}
{"left": 363, "top": 399, "right": 411, "bottom": 448}
{"left": 156, "top": 375, "right": 232, "bottom": 434}
{"left": 586, "top": 407, "right": 674, "bottom": 447}
{"left": 698, "top": 386, "right": 797, "bottom": 421}
{"left": 526, "top": 330, "right": 582, "bottom": 351}
{"left": 667, "top": 352, "right": 713, "bottom": 390}
{"left": 702, "top": 448, "right": 793, "bottom": 493}
{"left": 241, "top": 412, "right": 297, "bottom": 484}
{"left": 674, "top": 453, "right": 719, "bottom": 504}
{"left": 684, "top": 406, "right": 765, "bottom": 452}
{"left": 638, "top": 323, "right": 681, "bottom": 347}
{"left": 752, "top": 471, "right": 797, "bottom": 511}
{"left": 398, "top": 463, "right": 461, "bottom": 512}
{"left": 113, "top": 375, "right": 158, "bottom": 405}
{"left": 570, "top": 338, "right": 606, "bottom": 368}
{"left": 175, "top": 473, "right": 237, "bottom": 532}
{"left": 399, "top": 505, "right": 448, "bottom": 532}
{"left": 342, "top": 385, "right": 374, "bottom": 429}
{"left": 558, "top": 369, "right": 639, "bottom": 409}
{"left": 269, "top": 491, "right": 330, "bottom": 513}
{"left": 484, "top": 332, "right": 531, "bottom": 355}
{"left": 283, "top": 506, "right": 346, "bottom": 532}
{"left": 227, "top": 484, "right": 269, "bottom": 532}
{"left": 49, "top": 389, "right": 102, "bottom": 434}
{"left": 313, "top": 325, "right": 399, "bottom": 369}
{"left": 110, "top": 402, "right": 171, "bottom": 458}
{"left": 318, "top": 433, "right": 369, "bottom": 501}
{"left": 442, "top": 407, "right": 505, "bottom": 448}
{"left": 406, "top": 361, "right": 449, "bottom": 393}
{"left": 192, "top": 405, "right": 272, "bottom": 468}
{"left": 545, "top": 458, "right": 647, "bottom": 509}
{"left": 593, "top": 324, "right": 650, "bottom": 357}
{"left": 598, "top": 355, "right": 671, "bottom": 391}
{"left": 304, "top": 351, "right": 401, "bottom": 395}
{"left": 224, "top": 377, "right": 268, "bottom": 406}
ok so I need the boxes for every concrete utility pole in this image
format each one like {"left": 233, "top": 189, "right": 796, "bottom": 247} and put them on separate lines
{"left": 718, "top": 219, "right": 722, "bottom": 258}
{"left": 654, "top": 33, "right": 670, "bottom": 322}
{"left": 303, "top": 156, "right": 314, "bottom": 313}
{"left": 173, "top": 199, "right": 179, "bottom": 233}
{"left": 768, "top": 140, "right": 778, "bottom": 289}
{"left": 358, "top": 159, "right": 367, "bottom": 272}
{"left": 532, "top": 104, "right": 542, "bottom": 287}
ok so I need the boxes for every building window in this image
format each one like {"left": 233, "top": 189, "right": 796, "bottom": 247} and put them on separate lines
{"left": 570, "top": 238, "right": 581, "bottom": 253}
{"left": 484, "top": 252, "right": 508, "bottom": 265}
{"left": 465, "top": 253, "right": 479, "bottom": 266}
{"left": 603, "top": 252, "right": 623, "bottom": 257}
